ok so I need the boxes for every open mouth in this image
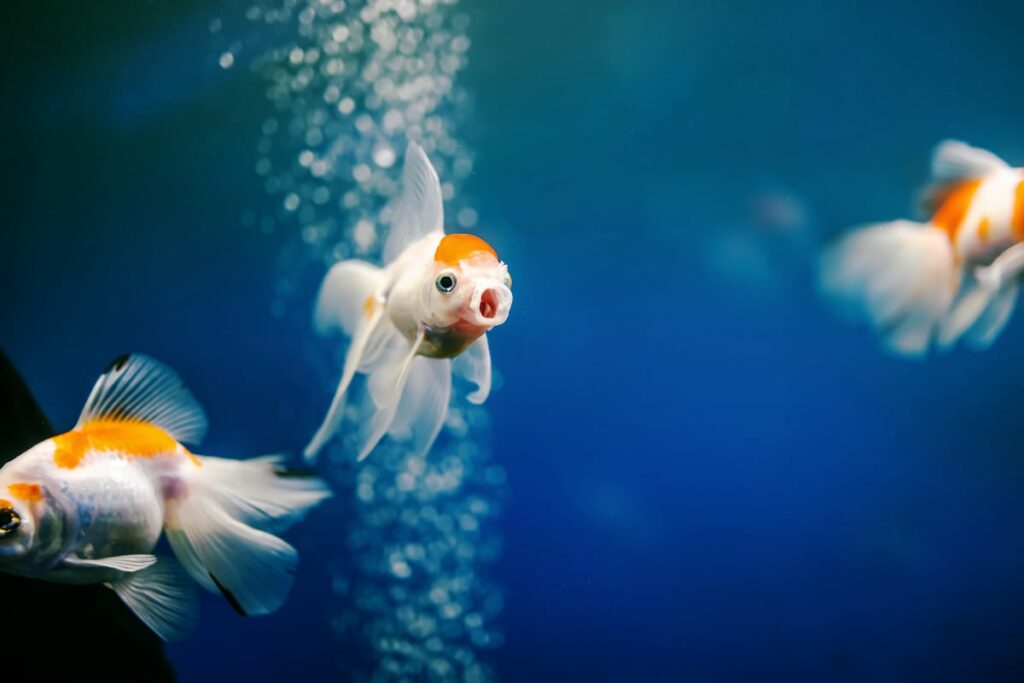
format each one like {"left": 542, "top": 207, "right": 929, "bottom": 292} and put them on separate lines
{"left": 479, "top": 288, "right": 499, "bottom": 319}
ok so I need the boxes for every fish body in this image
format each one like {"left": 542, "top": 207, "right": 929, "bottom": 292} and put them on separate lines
{"left": 930, "top": 164, "right": 1024, "bottom": 264}
{"left": 819, "top": 141, "right": 1024, "bottom": 356}
{"left": 0, "top": 354, "right": 331, "bottom": 640}
{"left": 305, "top": 142, "right": 513, "bottom": 461}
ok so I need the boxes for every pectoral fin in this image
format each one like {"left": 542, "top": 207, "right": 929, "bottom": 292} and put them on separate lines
{"left": 108, "top": 558, "right": 199, "bottom": 641}
{"left": 453, "top": 333, "right": 492, "bottom": 404}
{"left": 64, "top": 554, "right": 158, "bottom": 573}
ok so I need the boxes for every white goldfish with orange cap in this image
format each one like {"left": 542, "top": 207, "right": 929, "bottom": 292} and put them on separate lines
{"left": 305, "top": 141, "right": 513, "bottom": 462}
{"left": 0, "top": 354, "right": 330, "bottom": 640}
{"left": 819, "top": 140, "right": 1024, "bottom": 356}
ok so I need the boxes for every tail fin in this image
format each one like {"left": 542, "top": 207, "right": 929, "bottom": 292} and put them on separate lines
{"left": 818, "top": 220, "right": 958, "bottom": 357}
{"left": 166, "top": 455, "right": 331, "bottom": 616}
{"left": 314, "top": 260, "right": 387, "bottom": 337}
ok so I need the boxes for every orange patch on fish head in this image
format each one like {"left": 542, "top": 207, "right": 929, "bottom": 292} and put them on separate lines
{"left": 8, "top": 483, "right": 43, "bottom": 503}
{"left": 434, "top": 234, "right": 498, "bottom": 267}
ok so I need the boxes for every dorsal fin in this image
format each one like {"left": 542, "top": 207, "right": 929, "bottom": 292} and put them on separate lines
{"left": 931, "top": 140, "right": 1008, "bottom": 182}
{"left": 76, "top": 354, "right": 208, "bottom": 445}
{"left": 920, "top": 141, "right": 1010, "bottom": 215}
{"left": 382, "top": 141, "right": 445, "bottom": 264}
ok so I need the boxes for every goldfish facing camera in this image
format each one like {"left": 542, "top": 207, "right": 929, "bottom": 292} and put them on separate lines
{"left": 0, "top": 143, "right": 513, "bottom": 640}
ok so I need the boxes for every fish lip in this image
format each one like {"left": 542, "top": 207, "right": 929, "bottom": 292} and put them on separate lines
{"left": 467, "top": 284, "right": 512, "bottom": 326}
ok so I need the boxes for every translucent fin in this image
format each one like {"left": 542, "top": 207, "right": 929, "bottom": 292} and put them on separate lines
{"left": 452, "top": 334, "right": 492, "bottom": 404}
{"left": 931, "top": 140, "right": 1009, "bottom": 182}
{"left": 967, "top": 284, "right": 1018, "bottom": 349}
{"left": 921, "top": 141, "right": 1010, "bottom": 214}
{"left": 938, "top": 283, "right": 993, "bottom": 350}
{"left": 356, "top": 330, "right": 425, "bottom": 460}
{"left": 65, "top": 554, "right": 157, "bottom": 573}
{"left": 192, "top": 455, "right": 331, "bottom": 534}
{"left": 819, "top": 220, "right": 957, "bottom": 357}
{"left": 390, "top": 357, "right": 452, "bottom": 456}
{"left": 305, "top": 305, "right": 386, "bottom": 462}
{"left": 383, "top": 142, "right": 444, "bottom": 264}
{"left": 314, "top": 260, "right": 386, "bottom": 337}
{"left": 76, "top": 354, "right": 207, "bottom": 445}
{"left": 109, "top": 558, "right": 199, "bottom": 642}
{"left": 165, "top": 454, "right": 330, "bottom": 616}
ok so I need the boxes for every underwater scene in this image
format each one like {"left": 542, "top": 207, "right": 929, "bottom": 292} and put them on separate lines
{"left": 3, "top": 0, "right": 1024, "bottom": 680}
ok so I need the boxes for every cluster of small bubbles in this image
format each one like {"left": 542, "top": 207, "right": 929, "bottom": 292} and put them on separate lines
{"left": 242, "top": 1, "right": 500, "bottom": 680}
{"left": 329, "top": 428, "right": 505, "bottom": 682}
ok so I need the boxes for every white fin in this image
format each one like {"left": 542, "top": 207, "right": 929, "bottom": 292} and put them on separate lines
{"left": 76, "top": 354, "right": 208, "bottom": 445}
{"left": 165, "top": 454, "right": 330, "bottom": 616}
{"left": 305, "top": 305, "right": 387, "bottom": 462}
{"left": 356, "top": 330, "right": 425, "bottom": 460}
{"left": 109, "top": 558, "right": 199, "bottom": 642}
{"left": 389, "top": 357, "right": 452, "bottom": 456}
{"left": 65, "top": 554, "right": 157, "bottom": 573}
{"left": 383, "top": 142, "right": 444, "bottom": 264}
{"left": 819, "top": 220, "right": 957, "bottom": 357}
{"left": 967, "top": 284, "right": 1018, "bottom": 349}
{"left": 314, "top": 260, "right": 386, "bottom": 336}
{"left": 931, "top": 140, "right": 1009, "bottom": 182}
{"left": 190, "top": 455, "right": 331, "bottom": 533}
{"left": 938, "top": 283, "right": 993, "bottom": 350}
{"left": 453, "top": 334, "right": 492, "bottom": 404}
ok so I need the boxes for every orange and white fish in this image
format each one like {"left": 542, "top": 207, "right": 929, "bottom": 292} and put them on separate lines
{"left": 305, "top": 142, "right": 513, "bottom": 461}
{"left": 819, "top": 140, "right": 1024, "bottom": 356}
{"left": 0, "top": 354, "right": 330, "bottom": 640}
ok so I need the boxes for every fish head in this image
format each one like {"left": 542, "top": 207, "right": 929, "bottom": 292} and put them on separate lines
{"left": 0, "top": 478, "right": 64, "bottom": 570}
{"left": 425, "top": 233, "right": 513, "bottom": 336}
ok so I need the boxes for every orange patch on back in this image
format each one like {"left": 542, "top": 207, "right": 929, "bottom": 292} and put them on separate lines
{"left": 8, "top": 483, "right": 43, "bottom": 503}
{"left": 434, "top": 234, "right": 497, "bottom": 266}
{"left": 363, "top": 294, "right": 376, "bottom": 317}
{"left": 51, "top": 420, "right": 179, "bottom": 469}
{"left": 932, "top": 179, "right": 982, "bottom": 242}
{"left": 978, "top": 216, "right": 991, "bottom": 242}
{"left": 1013, "top": 179, "right": 1024, "bottom": 241}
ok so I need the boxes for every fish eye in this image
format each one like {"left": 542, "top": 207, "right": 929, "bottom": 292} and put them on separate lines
{"left": 436, "top": 272, "right": 457, "bottom": 293}
{"left": 0, "top": 508, "right": 21, "bottom": 537}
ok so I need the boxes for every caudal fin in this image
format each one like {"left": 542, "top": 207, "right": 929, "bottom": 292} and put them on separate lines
{"left": 166, "top": 455, "right": 331, "bottom": 616}
{"left": 818, "top": 220, "right": 958, "bottom": 357}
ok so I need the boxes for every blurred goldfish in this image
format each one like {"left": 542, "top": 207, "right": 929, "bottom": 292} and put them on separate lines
{"left": 306, "top": 142, "right": 512, "bottom": 461}
{"left": 819, "top": 140, "right": 1024, "bottom": 356}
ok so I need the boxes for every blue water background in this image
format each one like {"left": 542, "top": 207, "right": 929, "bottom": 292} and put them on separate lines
{"left": 3, "top": 1, "right": 1024, "bottom": 680}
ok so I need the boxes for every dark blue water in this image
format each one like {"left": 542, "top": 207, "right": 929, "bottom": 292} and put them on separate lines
{"left": 3, "top": 1, "right": 1024, "bottom": 680}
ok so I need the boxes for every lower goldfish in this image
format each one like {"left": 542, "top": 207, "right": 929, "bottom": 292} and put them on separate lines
{"left": 0, "top": 354, "right": 330, "bottom": 640}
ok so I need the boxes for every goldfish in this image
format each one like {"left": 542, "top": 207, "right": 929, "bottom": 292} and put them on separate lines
{"left": 819, "top": 140, "right": 1024, "bottom": 356}
{"left": 305, "top": 142, "right": 513, "bottom": 462}
{"left": 0, "top": 354, "right": 331, "bottom": 640}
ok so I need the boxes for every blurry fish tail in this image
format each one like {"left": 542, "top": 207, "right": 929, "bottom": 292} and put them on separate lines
{"left": 305, "top": 259, "right": 388, "bottom": 462}
{"left": 818, "top": 220, "right": 958, "bottom": 357}
{"left": 165, "top": 454, "right": 331, "bottom": 616}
